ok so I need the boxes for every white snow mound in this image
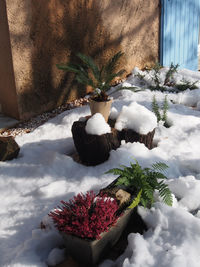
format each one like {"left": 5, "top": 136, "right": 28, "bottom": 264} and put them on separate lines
{"left": 115, "top": 102, "right": 157, "bottom": 134}
{"left": 85, "top": 113, "right": 111, "bottom": 135}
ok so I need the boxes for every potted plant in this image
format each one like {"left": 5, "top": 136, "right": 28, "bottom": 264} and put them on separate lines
{"left": 49, "top": 191, "right": 133, "bottom": 265}
{"left": 57, "top": 51, "right": 125, "bottom": 122}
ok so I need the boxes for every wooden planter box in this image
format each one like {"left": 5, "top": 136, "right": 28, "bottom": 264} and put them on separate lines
{"left": 59, "top": 177, "right": 147, "bottom": 265}
{"left": 62, "top": 208, "right": 134, "bottom": 266}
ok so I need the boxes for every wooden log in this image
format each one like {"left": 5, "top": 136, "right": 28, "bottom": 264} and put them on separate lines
{"left": 119, "top": 128, "right": 155, "bottom": 149}
{"left": 71, "top": 121, "right": 120, "bottom": 166}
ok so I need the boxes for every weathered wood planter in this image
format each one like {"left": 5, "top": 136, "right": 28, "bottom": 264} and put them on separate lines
{"left": 62, "top": 208, "right": 134, "bottom": 266}
{"left": 72, "top": 118, "right": 155, "bottom": 165}
{"left": 59, "top": 176, "right": 147, "bottom": 266}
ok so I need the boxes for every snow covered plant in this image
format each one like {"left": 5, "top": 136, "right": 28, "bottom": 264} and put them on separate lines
{"left": 152, "top": 95, "right": 169, "bottom": 127}
{"left": 175, "top": 78, "right": 198, "bottom": 91}
{"left": 150, "top": 62, "right": 179, "bottom": 91}
{"left": 57, "top": 51, "right": 125, "bottom": 101}
{"left": 49, "top": 191, "right": 120, "bottom": 240}
{"left": 107, "top": 161, "right": 173, "bottom": 208}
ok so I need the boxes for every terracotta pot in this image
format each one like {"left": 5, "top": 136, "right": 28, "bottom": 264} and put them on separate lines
{"left": 62, "top": 208, "right": 134, "bottom": 266}
{"left": 89, "top": 98, "right": 112, "bottom": 122}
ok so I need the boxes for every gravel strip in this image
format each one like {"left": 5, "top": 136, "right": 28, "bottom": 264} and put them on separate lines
{"left": 0, "top": 98, "right": 89, "bottom": 138}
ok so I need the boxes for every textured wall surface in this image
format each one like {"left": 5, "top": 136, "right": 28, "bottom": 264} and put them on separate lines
{"left": 5, "top": 0, "right": 159, "bottom": 120}
{"left": 0, "top": 0, "right": 19, "bottom": 119}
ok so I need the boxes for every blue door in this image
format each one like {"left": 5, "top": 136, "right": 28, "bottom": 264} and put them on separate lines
{"left": 160, "top": 0, "right": 200, "bottom": 71}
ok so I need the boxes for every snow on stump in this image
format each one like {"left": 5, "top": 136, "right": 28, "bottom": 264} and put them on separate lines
{"left": 72, "top": 115, "right": 120, "bottom": 166}
{"left": 115, "top": 102, "right": 157, "bottom": 149}
{"left": 72, "top": 104, "right": 157, "bottom": 165}
{"left": 0, "top": 136, "right": 20, "bottom": 161}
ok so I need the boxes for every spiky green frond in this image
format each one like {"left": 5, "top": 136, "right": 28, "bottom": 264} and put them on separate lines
{"left": 104, "top": 51, "right": 124, "bottom": 75}
{"left": 56, "top": 63, "right": 81, "bottom": 73}
{"left": 57, "top": 51, "right": 125, "bottom": 96}
{"left": 76, "top": 53, "right": 100, "bottom": 82}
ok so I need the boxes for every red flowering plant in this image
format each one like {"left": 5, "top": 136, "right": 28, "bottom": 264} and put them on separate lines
{"left": 49, "top": 191, "right": 120, "bottom": 240}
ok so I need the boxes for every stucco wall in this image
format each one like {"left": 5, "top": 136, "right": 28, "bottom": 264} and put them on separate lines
{"left": 5, "top": 0, "right": 159, "bottom": 120}
{"left": 0, "top": 0, "right": 19, "bottom": 119}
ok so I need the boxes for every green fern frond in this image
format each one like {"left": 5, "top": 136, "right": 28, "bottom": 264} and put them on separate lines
{"left": 105, "top": 168, "right": 125, "bottom": 176}
{"left": 142, "top": 183, "right": 154, "bottom": 201}
{"left": 151, "top": 162, "right": 168, "bottom": 173}
{"left": 128, "top": 190, "right": 142, "bottom": 209}
{"left": 149, "top": 171, "right": 167, "bottom": 180}
{"left": 140, "top": 198, "right": 148, "bottom": 208}
{"left": 157, "top": 181, "right": 173, "bottom": 206}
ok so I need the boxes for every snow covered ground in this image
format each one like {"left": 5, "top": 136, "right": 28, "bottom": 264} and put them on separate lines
{"left": 1, "top": 68, "right": 200, "bottom": 267}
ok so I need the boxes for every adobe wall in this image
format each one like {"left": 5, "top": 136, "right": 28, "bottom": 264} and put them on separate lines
{"left": 0, "top": 0, "right": 19, "bottom": 119}
{"left": 5, "top": 0, "right": 160, "bottom": 120}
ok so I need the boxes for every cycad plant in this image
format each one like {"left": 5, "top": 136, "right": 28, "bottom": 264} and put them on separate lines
{"left": 57, "top": 52, "right": 125, "bottom": 101}
{"left": 106, "top": 160, "right": 173, "bottom": 208}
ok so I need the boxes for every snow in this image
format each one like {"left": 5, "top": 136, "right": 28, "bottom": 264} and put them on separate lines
{"left": 46, "top": 248, "right": 66, "bottom": 266}
{"left": 109, "top": 107, "right": 119, "bottom": 120}
{"left": 85, "top": 113, "right": 111, "bottom": 135}
{"left": 115, "top": 102, "right": 157, "bottom": 134}
{"left": 0, "top": 67, "right": 200, "bottom": 266}
{"left": 102, "top": 203, "right": 200, "bottom": 267}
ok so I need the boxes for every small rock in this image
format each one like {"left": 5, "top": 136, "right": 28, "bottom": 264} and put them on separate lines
{"left": 0, "top": 136, "right": 20, "bottom": 161}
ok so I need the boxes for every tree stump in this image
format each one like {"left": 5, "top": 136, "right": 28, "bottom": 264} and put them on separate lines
{"left": 119, "top": 128, "right": 155, "bottom": 150}
{"left": 71, "top": 121, "right": 120, "bottom": 166}
{"left": 71, "top": 119, "right": 155, "bottom": 165}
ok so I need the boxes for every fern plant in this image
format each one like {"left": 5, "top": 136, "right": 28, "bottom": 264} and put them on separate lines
{"left": 152, "top": 95, "right": 169, "bottom": 127}
{"left": 106, "top": 160, "right": 173, "bottom": 208}
{"left": 57, "top": 52, "right": 125, "bottom": 101}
